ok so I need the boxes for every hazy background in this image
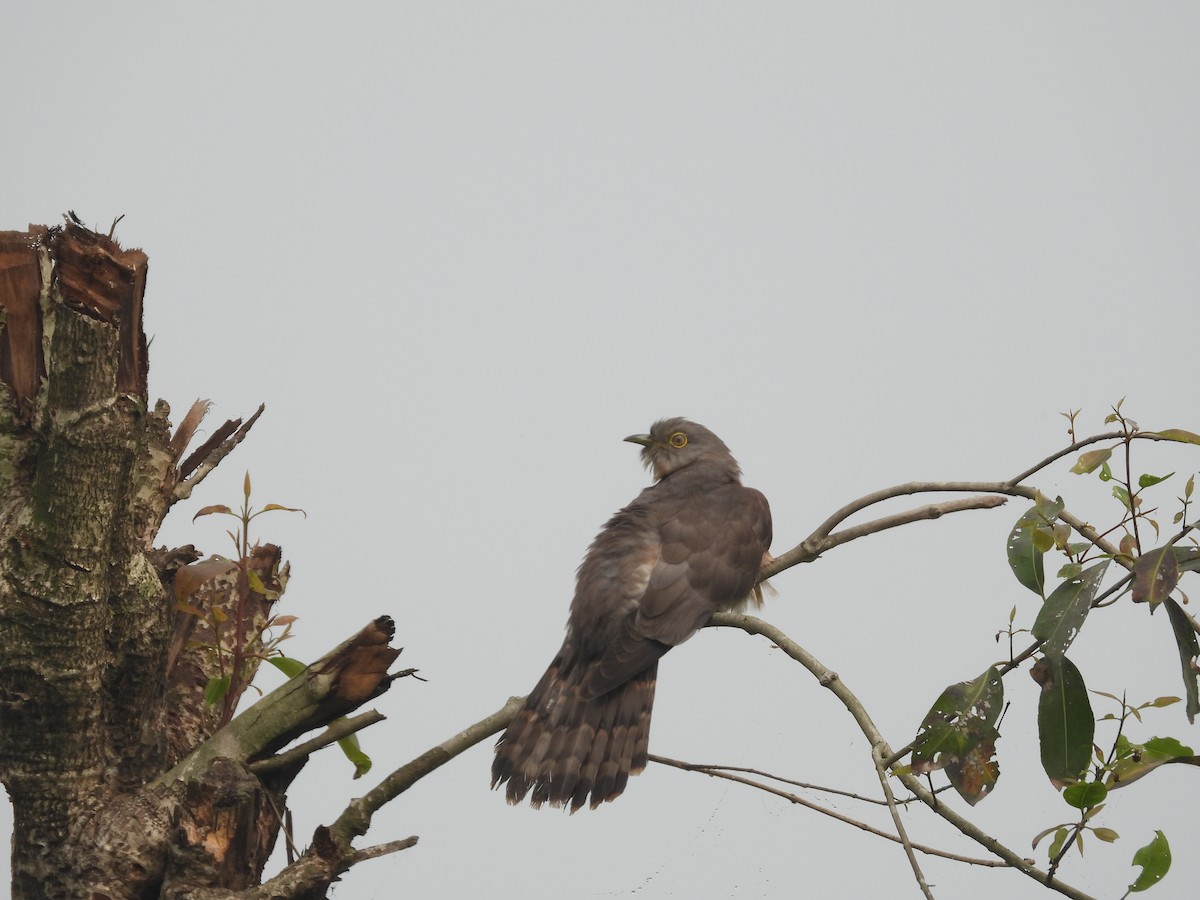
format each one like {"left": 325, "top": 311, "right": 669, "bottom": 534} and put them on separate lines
{"left": 6, "top": 5, "right": 1199, "bottom": 897}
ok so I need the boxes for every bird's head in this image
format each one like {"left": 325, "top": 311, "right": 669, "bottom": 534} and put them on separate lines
{"left": 624, "top": 417, "right": 741, "bottom": 481}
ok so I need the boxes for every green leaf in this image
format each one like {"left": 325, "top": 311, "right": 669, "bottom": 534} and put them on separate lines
{"left": 1128, "top": 831, "right": 1171, "bottom": 892}
{"left": 1142, "top": 736, "right": 1195, "bottom": 758}
{"left": 246, "top": 569, "right": 267, "bottom": 595}
{"left": 1032, "top": 655, "right": 1094, "bottom": 788}
{"left": 337, "top": 730, "right": 373, "bottom": 779}
{"left": 1163, "top": 598, "right": 1199, "bottom": 724}
{"left": 1048, "top": 826, "right": 1070, "bottom": 860}
{"left": 1138, "top": 472, "right": 1174, "bottom": 489}
{"left": 1113, "top": 484, "right": 1134, "bottom": 512}
{"left": 1152, "top": 429, "right": 1200, "bottom": 446}
{"left": 1007, "top": 498, "right": 1063, "bottom": 597}
{"left": 1146, "top": 696, "right": 1181, "bottom": 709}
{"left": 1057, "top": 563, "right": 1083, "bottom": 579}
{"left": 1033, "top": 560, "right": 1110, "bottom": 659}
{"left": 1031, "top": 823, "right": 1062, "bottom": 851}
{"left": 1132, "top": 546, "right": 1180, "bottom": 609}
{"left": 266, "top": 656, "right": 309, "bottom": 679}
{"left": 204, "top": 675, "right": 230, "bottom": 706}
{"left": 1092, "top": 826, "right": 1119, "bottom": 843}
{"left": 1110, "top": 734, "right": 1198, "bottom": 791}
{"left": 1099, "top": 460, "right": 1114, "bottom": 482}
{"left": 1070, "top": 447, "right": 1113, "bottom": 475}
{"left": 1063, "top": 781, "right": 1107, "bottom": 809}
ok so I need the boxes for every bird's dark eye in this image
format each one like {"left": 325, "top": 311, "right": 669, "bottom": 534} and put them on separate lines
{"left": 669, "top": 432, "right": 688, "bottom": 448}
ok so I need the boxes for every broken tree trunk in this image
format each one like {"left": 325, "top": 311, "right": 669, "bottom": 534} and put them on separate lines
{"left": 0, "top": 221, "right": 404, "bottom": 898}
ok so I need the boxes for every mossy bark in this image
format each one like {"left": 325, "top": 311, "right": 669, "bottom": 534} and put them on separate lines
{"left": 0, "top": 222, "right": 401, "bottom": 899}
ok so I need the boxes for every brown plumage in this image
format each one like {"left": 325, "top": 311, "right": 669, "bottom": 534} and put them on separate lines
{"left": 491, "top": 418, "right": 772, "bottom": 811}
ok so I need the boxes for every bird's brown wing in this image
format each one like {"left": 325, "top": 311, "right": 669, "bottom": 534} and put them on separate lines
{"left": 582, "top": 484, "right": 771, "bottom": 697}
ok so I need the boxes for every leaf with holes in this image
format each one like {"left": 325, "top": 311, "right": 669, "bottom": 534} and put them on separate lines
{"left": 944, "top": 734, "right": 1000, "bottom": 806}
{"left": 1138, "top": 471, "right": 1173, "bottom": 489}
{"left": 1128, "top": 831, "right": 1171, "bottom": 892}
{"left": 1033, "top": 560, "right": 1109, "bottom": 659}
{"left": 1132, "top": 546, "right": 1179, "bottom": 609}
{"left": 1164, "top": 598, "right": 1199, "bottom": 723}
{"left": 911, "top": 667, "right": 1003, "bottom": 803}
{"left": 1007, "top": 498, "right": 1064, "bottom": 597}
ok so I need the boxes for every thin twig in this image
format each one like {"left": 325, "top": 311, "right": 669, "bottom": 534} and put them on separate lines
{"left": 246, "top": 700, "right": 520, "bottom": 898}
{"left": 1004, "top": 430, "right": 1173, "bottom": 486}
{"left": 329, "top": 697, "right": 522, "bottom": 845}
{"left": 351, "top": 836, "right": 419, "bottom": 863}
{"left": 821, "top": 496, "right": 1007, "bottom": 556}
{"left": 249, "top": 710, "right": 386, "bottom": 775}
{"left": 647, "top": 757, "right": 940, "bottom": 806}
{"left": 262, "top": 788, "right": 302, "bottom": 865}
{"left": 649, "top": 754, "right": 1006, "bottom": 868}
{"left": 873, "top": 743, "right": 934, "bottom": 898}
{"left": 765, "top": 486, "right": 1032, "bottom": 579}
{"left": 764, "top": 427, "right": 1184, "bottom": 584}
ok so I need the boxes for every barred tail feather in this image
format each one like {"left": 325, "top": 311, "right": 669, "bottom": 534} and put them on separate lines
{"left": 491, "top": 659, "right": 658, "bottom": 811}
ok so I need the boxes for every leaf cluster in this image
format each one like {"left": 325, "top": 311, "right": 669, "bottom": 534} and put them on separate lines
{"left": 903, "top": 404, "right": 1200, "bottom": 893}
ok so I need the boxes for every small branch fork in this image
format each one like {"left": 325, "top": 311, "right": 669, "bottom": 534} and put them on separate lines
{"left": 172, "top": 403, "right": 266, "bottom": 503}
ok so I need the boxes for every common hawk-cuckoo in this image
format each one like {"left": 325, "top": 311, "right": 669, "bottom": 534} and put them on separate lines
{"left": 491, "top": 417, "right": 772, "bottom": 811}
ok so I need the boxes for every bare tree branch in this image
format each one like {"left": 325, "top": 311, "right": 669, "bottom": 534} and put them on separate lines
{"left": 649, "top": 754, "right": 1007, "bottom": 868}
{"left": 351, "top": 836, "right": 419, "bottom": 864}
{"left": 244, "top": 697, "right": 522, "bottom": 898}
{"left": 764, "top": 485, "right": 1031, "bottom": 579}
{"left": 646, "top": 757, "right": 949, "bottom": 806}
{"left": 249, "top": 710, "right": 387, "bottom": 775}
{"left": 872, "top": 742, "right": 934, "bottom": 898}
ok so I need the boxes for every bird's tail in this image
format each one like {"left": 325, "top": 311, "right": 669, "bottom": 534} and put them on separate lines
{"left": 491, "top": 658, "right": 657, "bottom": 812}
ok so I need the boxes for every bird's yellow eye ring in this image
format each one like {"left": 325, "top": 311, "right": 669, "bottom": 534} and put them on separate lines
{"left": 669, "top": 432, "right": 688, "bottom": 448}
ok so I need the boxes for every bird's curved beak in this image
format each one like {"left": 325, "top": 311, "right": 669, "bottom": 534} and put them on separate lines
{"left": 624, "top": 433, "right": 653, "bottom": 447}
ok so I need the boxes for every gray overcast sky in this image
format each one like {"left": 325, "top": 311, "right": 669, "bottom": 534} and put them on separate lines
{"left": 7, "top": 5, "right": 1200, "bottom": 898}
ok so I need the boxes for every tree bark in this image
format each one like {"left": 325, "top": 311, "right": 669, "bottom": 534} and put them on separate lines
{"left": 0, "top": 221, "right": 403, "bottom": 898}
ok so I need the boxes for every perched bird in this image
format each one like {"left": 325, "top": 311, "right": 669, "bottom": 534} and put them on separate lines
{"left": 491, "top": 418, "right": 773, "bottom": 811}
